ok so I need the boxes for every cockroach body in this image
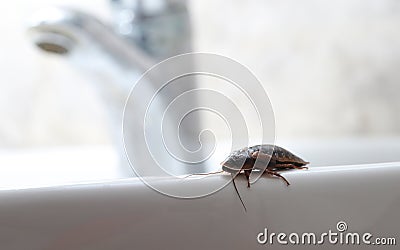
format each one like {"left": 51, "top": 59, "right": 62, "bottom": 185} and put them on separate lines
{"left": 220, "top": 144, "right": 309, "bottom": 211}
{"left": 221, "top": 144, "right": 309, "bottom": 187}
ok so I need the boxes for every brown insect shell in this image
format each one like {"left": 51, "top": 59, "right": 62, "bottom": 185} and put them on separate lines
{"left": 221, "top": 158, "right": 254, "bottom": 174}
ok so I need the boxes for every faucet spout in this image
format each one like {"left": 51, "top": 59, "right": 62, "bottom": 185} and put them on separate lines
{"left": 28, "top": 6, "right": 154, "bottom": 94}
{"left": 27, "top": 3, "right": 207, "bottom": 177}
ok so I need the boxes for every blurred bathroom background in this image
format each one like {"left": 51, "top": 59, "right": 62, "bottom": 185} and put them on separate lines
{"left": 1, "top": 0, "right": 400, "bottom": 186}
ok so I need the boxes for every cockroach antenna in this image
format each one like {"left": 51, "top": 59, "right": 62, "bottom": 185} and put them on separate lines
{"left": 183, "top": 170, "right": 224, "bottom": 178}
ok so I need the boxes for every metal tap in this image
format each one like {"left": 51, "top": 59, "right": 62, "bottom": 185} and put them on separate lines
{"left": 27, "top": 0, "right": 202, "bottom": 177}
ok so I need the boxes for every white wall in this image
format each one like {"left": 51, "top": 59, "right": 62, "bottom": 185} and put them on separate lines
{"left": 191, "top": 0, "right": 400, "bottom": 137}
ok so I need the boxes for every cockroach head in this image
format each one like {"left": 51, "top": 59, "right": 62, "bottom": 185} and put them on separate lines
{"left": 220, "top": 148, "right": 249, "bottom": 171}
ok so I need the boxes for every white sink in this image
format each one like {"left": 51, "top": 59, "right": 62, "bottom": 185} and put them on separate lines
{"left": 0, "top": 138, "right": 399, "bottom": 249}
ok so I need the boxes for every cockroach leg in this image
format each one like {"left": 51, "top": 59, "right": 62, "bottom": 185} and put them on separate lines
{"left": 275, "top": 163, "right": 308, "bottom": 170}
{"left": 292, "top": 165, "right": 308, "bottom": 170}
{"left": 244, "top": 170, "right": 251, "bottom": 188}
{"left": 231, "top": 173, "right": 247, "bottom": 212}
{"left": 266, "top": 170, "right": 290, "bottom": 186}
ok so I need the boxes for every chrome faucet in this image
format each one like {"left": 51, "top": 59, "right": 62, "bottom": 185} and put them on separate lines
{"left": 27, "top": 0, "right": 202, "bottom": 177}
{"left": 110, "top": 0, "right": 192, "bottom": 59}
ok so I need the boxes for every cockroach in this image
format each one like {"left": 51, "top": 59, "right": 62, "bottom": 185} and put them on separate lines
{"left": 187, "top": 145, "right": 309, "bottom": 211}
{"left": 220, "top": 144, "right": 309, "bottom": 211}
